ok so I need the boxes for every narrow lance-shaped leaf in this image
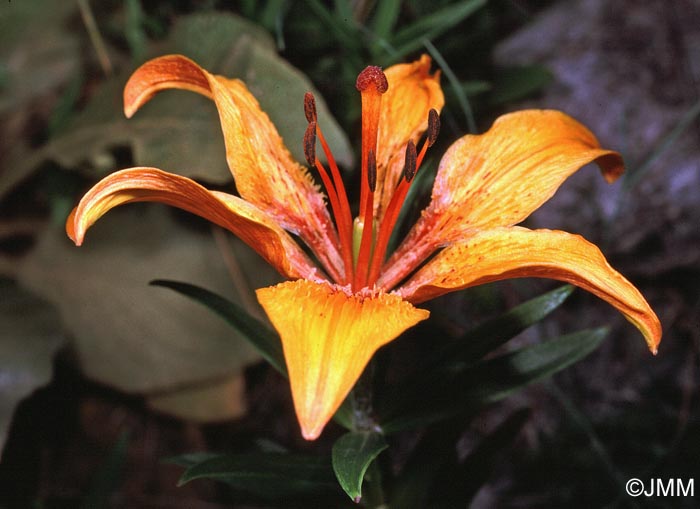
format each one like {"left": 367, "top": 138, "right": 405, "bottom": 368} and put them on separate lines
{"left": 381, "top": 328, "right": 607, "bottom": 433}
{"left": 386, "top": 0, "right": 487, "bottom": 62}
{"left": 378, "top": 285, "right": 574, "bottom": 422}
{"left": 466, "top": 327, "right": 608, "bottom": 405}
{"left": 430, "top": 284, "right": 575, "bottom": 368}
{"left": 178, "top": 452, "right": 339, "bottom": 500}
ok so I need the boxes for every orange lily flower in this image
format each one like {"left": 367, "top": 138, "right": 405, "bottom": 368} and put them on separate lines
{"left": 66, "top": 54, "right": 661, "bottom": 440}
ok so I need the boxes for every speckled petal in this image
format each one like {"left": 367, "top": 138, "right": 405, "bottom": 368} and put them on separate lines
{"left": 256, "top": 279, "right": 429, "bottom": 440}
{"left": 397, "top": 227, "right": 661, "bottom": 353}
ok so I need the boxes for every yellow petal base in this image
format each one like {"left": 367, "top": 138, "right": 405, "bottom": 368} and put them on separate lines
{"left": 256, "top": 280, "right": 429, "bottom": 440}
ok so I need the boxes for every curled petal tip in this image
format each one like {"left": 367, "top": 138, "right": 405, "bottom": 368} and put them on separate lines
{"left": 123, "top": 54, "right": 211, "bottom": 119}
{"left": 65, "top": 208, "right": 82, "bottom": 246}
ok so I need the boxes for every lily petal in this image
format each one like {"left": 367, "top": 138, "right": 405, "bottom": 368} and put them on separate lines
{"left": 397, "top": 227, "right": 661, "bottom": 353}
{"left": 374, "top": 55, "right": 444, "bottom": 222}
{"left": 67, "top": 167, "right": 320, "bottom": 281}
{"left": 123, "top": 54, "right": 344, "bottom": 282}
{"left": 256, "top": 279, "right": 429, "bottom": 440}
{"left": 382, "top": 110, "right": 624, "bottom": 287}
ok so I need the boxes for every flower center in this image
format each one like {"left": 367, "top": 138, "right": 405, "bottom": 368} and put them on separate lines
{"left": 303, "top": 69, "right": 440, "bottom": 292}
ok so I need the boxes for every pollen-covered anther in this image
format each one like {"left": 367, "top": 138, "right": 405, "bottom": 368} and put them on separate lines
{"left": 403, "top": 141, "right": 418, "bottom": 183}
{"left": 356, "top": 66, "right": 389, "bottom": 94}
{"left": 427, "top": 109, "right": 441, "bottom": 147}
{"left": 367, "top": 148, "right": 377, "bottom": 192}
{"left": 304, "top": 92, "right": 317, "bottom": 123}
{"left": 303, "top": 122, "right": 317, "bottom": 166}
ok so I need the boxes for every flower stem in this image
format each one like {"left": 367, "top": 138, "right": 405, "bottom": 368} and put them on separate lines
{"left": 350, "top": 361, "right": 376, "bottom": 432}
{"left": 349, "top": 362, "right": 387, "bottom": 508}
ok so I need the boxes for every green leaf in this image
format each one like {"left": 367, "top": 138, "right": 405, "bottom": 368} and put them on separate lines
{"left": 378, "top": 285, "right": 574, "bottom": 425}
{"left": 466, "top": 328, "right": 607, "bottom": 404}
{"left": 17, "top": 207, "right": 266, "bottom": 397}
{"left": 302, "top": 0, "right": 361, "bottom": 51}
{"left": 0, "top": 281, "right": 64, "bottom": 459}
{"left": 387, "top": 0, "right": 486, "bottom": 61}
{"left": 332, "top": 431, "right": 388, "bottom": 502}
{"left": 488, "top": 65, "right": 554, "bottom": 106}
{"left": 150, "top": 279, "right": 286, "bottom": 375}
{"left": 381, "top": 328, "right": 606, "bottom": 433}
{"left": 124, "top": 0, "right": 148, "bottom": 64}
{"left": 430, "top": 285, "right": 575, "bottom": 369}
{"left": 178, "top": 452, "right": 339, "bottom": 500}
{"left": 370, "top": 0, "right": 402, "bottom": 41}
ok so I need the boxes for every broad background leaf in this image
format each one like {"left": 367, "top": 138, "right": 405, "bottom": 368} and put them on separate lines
{"left": 17, "top": 206, "right": 273, "bottom": 400}
{"left": 146, "top": 373, "right": 248, "bottom": 423}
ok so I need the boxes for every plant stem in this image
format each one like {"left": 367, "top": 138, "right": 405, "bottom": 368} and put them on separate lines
{"left": 350, "top": 361, "right": 377, "bottom": 432}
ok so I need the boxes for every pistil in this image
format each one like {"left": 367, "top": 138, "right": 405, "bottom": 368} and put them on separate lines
{"left": 354, "top": 66, "right": 388, "bottom": 289}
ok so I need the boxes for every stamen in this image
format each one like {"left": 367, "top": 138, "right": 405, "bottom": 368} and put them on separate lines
{"left": 427, "top": 109, "right": 440, "bottom": 147}
{"left": 366, "top": 110, "right": 439, "bottom": 287}
{"left": 303, "top": 122, "right": 317, "bottom": 166}
{"left": 304, "top": 121, "right": 351, "bottom": 284}
{"left": 417, "top": 109, "right": 440, "bottom": 169}
{"left": 402, "top": 140, "right": 418, "bottom": 183}
{"left": 304, "top": 92, "right": 317, "bottom": 123}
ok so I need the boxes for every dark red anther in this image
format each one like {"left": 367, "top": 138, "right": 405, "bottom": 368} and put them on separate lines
{"left": 427, "top": 109, "right": 440, "bottom": 147}
{"left": 303, "top": 122, "right": 317, "bottom": 166}
{"left": 356, "top": 66, "right": 389, "bottom": 94}
{"left": 367, "top": 148, "right": 377, "bottom": 192}
{"left": 403, "top": 141, "right": 418, "bottom": 183}
{"left": 304, "top": 92, "right": 317, "bottom": 123}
